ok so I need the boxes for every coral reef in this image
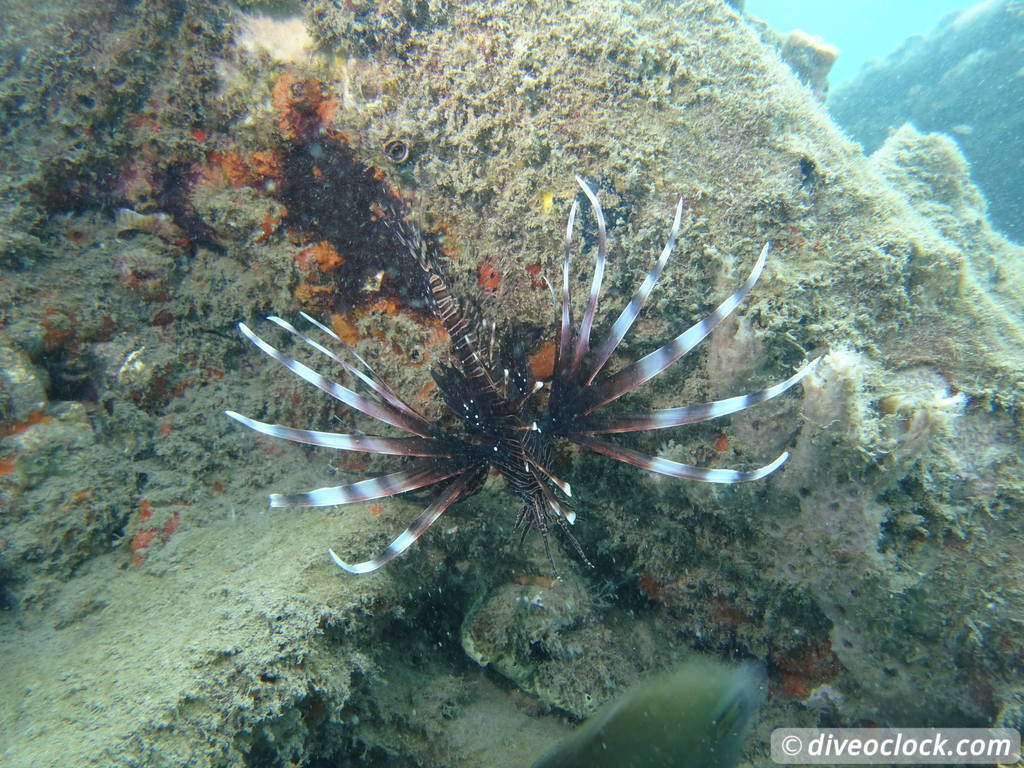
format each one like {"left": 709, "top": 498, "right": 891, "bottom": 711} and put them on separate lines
{"left": 0, "top": 0, "right": 1021, "bottom": 765}
{"left": 828, "top": 0, "right": 1024, "bottom": 242}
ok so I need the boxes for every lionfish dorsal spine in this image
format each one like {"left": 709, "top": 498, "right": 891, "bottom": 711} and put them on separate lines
{"left": 395, "top": 217, "right": 507, "bottom": 413}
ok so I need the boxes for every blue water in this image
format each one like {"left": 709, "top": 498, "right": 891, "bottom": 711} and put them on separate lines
{"left": 746, "top": 0, "right": 970, "bottom": 86}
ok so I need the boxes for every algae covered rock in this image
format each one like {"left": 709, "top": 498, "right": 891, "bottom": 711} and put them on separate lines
{"left": 0, "top": 400, "right": 134, "bottom": 612}
{"left": 460, "top": 574, "right": 681, "bottom": 717}
{"left": 0, "top": 337, "right": 48, "bottom": 424}
{"left": 0, "top": 0, "right": 1022, "bottom": 765}
{"left": 829, "top": 0, "right": 1024, "bottom": 242}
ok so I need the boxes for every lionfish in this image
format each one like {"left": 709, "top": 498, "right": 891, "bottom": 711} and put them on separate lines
{"left": 226, "top": 177, "right": 819, "bottom": 574}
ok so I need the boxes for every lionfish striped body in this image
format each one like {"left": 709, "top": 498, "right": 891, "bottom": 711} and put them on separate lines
{"left": 226, "top": 177, "right": 819, "bottom": 573}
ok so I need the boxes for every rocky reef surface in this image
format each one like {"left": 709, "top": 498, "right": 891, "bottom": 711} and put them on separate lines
{"left": 828, "top": 0, "right": 1024, "bottom": 243}
{"left": 0, "top": 0, "right": 1021, "bottom": 766}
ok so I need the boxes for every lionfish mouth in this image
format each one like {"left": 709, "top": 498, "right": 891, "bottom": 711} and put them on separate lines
{"left": 226, "top": 176, "right": 820, "bottom": 574}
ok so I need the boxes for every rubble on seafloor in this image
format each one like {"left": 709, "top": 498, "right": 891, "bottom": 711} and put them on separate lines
{"left": 0, "top": 0, "right": 1022, "bottom": 766}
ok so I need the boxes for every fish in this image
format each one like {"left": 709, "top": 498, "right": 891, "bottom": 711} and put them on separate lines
{"left": 226, "top": 176, "right": 818, "bottom": 573}
{"left": 531, "top": 657, "right": 763, "bottom": 768}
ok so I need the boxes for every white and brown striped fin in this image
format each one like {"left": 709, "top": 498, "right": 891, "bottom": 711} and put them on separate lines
{"left": 526, "top": 455, "right": 572, "bottom": 498}
{"left": 571, "top": 434, "right": 789, "bottom": 483}
{"left": 425, "top": 266, "right": 502, "bottom": 401}
{"left": 569, "top": 176, "right": 608, "bottom": 378}
{"left": 529, "top": 464, "right": 576, "bottom": 524}
{"left": 585, "top": 195, "right": 684, "bottom": 385}
{"left": 584, "top": 242, "right": 770, "bottom": 413}
{"left": 269, "top": 459, "right": 467, "bottom": 508}
{"left": 291, "top": 312, "right": 432, "bottom": 426}
{"left": 554, "top": 198, "right": 579, "bottom": 381}
{"left": 482, "top": 318, "right": 497, "bottom": 370}
{"left": 224, "top": 410, "right": 453, "bottom": 456}
{"left": 578, "top": 357, "right": 820, "bottom": 434}
{"left": 238, "top": 322, "right": 434, "bottom": 437}
{"left": 299, "top": 312, "right": 378, "bottom": 377}
{"left": 328, "top": 470, "right": 476, "bottom": 574}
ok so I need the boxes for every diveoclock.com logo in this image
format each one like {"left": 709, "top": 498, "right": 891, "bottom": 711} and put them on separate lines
{"left": 770, "top": 728, "right": 1020, "bottom": 764}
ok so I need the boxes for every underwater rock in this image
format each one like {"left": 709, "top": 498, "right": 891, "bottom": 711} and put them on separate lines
{"left": 743, "top": 14, "right": 838, "bottom": 98}
{"left": 1, "top": 0, "right": 1022, "bottom": 764}
{"left": 0, "top": 401, "right": 133, "bottom": 613}
{"left": 829, "top": 0, "right": 1024, "bottom": 241}
{"left": 460, "top": 575, "right": 679, "bottom": 717}
{"left": 779, "top": 30, "right": 839, "bottom": 98}
{"left": 114, "top": 208, "right": 186, "bottom": 244}
{"left": 531, "top": 657, "right": 762, "bottom": 768}
{"left": 0, "top": 337, "right": 48, "bottom": 424}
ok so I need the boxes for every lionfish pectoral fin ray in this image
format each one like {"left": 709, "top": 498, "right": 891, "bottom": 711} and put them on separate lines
{"left": 299, "top": 312, "right": 377, "bottom": 374}
{"left": 585, "top": 195, "right": 684, "bottom": 385}
{"left": 237, "top": 322, "right": 434, "bottom": 437}
{"left": 572, "top": 434, "right": 789, "bottom": 483}
{"left": 328, "top": 470, "right": 475, "bottom": 574}
{"left": 578, "top": 357, "right": 821, "bottom": 434}
{"left": 510, "top": 383, "right": 545, "bottom": 414}
{"left": 569, "top": 176, "right": 608, "bottom": 377}
{"left": 556, "top": 516, "right": 591, "bottom": 567}
{"left": 584, "top": 242, "right": 770, "bottom": 413}
{"left": 268, "top": 315, "right": 434, "bottom": 428}
{"left": 224, "top": 410, "right": 453, "bottom": 456}
{"left": 555, "top": 199, "right": 579, "bottom": 380}
{"left": 269, "top": 460, "right": 466, "bottom": 508}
